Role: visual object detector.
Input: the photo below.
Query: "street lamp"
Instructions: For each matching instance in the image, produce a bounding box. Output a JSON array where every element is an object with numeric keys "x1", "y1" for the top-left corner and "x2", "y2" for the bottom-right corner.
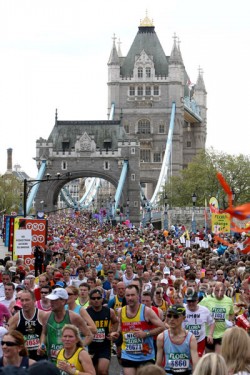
[
  {"x1": 23, "y1": 172, "x2": 71, "y2": 218},
  {"x1": 164, "y1": 194, "x2": 168, "y2": 230},
  {"x1": 126, "y1": 199, "x2": 130, "y2": 220},
  {"x1": 191, "y1": 193, "x2": 197, "y2": 233},
  {"x1": 142, "y1": 196, "x2": 147, "y2": 227}
]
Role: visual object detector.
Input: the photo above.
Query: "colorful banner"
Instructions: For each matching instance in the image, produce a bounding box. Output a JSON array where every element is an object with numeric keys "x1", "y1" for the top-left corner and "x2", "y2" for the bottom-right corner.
[
  {"x1": 209, "y1": 197, "x2": 219, "y2": 213},
  {"x1": 211, "y1": 213, "x2": 231, "y2": 234},
  {"x1": 13, "y1": 218, "x2": 47, "y2": 270}
]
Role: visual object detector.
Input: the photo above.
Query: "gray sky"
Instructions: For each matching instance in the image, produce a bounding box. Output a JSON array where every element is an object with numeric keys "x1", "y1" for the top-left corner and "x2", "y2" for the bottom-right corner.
[{"x1": 0, "y1": 0, "x2": 249, "y2": 177}]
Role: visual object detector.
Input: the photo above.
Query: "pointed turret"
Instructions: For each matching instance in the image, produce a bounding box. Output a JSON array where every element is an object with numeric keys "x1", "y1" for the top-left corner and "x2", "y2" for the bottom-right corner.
[
  {"x1": 169, "y1": 33, "x2": 183, "y2": 64},
  {"x1": 193, "y1": 67, "x2": 207, "y2": 109},
  {"x1": 108, "y1": 34, "x2": 120, "y2": 65},
  {"x1": 195, "y1": 67, "x2": 206, "y2": 91},
  {"x1": 168, "y1": 33, "x2": 185, "y2": 86},
  {"x1": 117, "y1": 38, "x2": 122, "y2": 57}
]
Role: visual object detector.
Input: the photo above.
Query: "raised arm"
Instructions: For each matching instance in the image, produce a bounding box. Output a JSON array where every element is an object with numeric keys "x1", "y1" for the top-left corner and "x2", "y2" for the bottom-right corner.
[
  {"x1": 80, "y1": 307, "x2": 97, "y2": 334},
  {"x1": 70, "y1": 311, "x2": 93, "y2": 347}
]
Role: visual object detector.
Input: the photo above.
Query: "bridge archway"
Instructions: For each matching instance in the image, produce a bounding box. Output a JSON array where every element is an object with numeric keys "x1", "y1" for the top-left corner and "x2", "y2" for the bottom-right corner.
[{"x1": 35, "y1": 120, "x2": 141, "y2": 225}]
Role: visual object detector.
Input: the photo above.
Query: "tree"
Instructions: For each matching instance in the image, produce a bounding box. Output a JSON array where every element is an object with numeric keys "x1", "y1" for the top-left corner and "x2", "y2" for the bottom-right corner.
[
  {"x1": 164, "y1": 148, "x2": 250, "y2": 209},
  {"x1": 0, "y1": 174, "x2": 23, "y2": 214}
]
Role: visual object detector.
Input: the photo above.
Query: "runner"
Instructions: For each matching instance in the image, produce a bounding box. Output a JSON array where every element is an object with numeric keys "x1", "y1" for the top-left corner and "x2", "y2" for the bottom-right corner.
[
  {"x1": 156, "y1": 304, "x2": 199, "y2": 375},
  {"x1": 111, "y1": 285, "x2": 165, "y2": 375},
  {"x1": 87, "y1": 288, "x2": 118, "y2": 375}
]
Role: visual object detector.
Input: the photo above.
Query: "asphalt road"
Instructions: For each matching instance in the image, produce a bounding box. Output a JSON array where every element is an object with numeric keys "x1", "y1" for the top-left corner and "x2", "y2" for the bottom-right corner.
[{"x1": 109, "y1": 356, "x2": 122, "y2": 375}]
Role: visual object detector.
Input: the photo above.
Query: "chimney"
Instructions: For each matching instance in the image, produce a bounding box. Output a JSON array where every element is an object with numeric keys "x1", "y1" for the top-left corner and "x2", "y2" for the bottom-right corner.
[{"x1": 7, "y1": 148, "x2": 13, "y2": 173}]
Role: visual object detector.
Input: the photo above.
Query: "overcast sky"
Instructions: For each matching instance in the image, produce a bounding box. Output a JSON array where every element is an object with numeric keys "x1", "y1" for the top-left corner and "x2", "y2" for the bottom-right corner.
[{"x1": 0, "y1": 0, "x2": 249, "y2": 177}]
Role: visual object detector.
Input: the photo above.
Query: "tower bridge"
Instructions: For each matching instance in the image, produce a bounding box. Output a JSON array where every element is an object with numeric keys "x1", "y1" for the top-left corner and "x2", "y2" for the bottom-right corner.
[{"x1": 32, "y1": 14, "x2": 207, "y2": 226}]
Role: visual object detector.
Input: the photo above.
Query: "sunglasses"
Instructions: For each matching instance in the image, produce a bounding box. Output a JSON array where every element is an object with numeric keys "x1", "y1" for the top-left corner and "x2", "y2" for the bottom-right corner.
[
  {"x1": 167, "y1": 314, "x2": 181, "y2": 319},
  {"x1": 67, "y1": 293, "x2": 74, "y2": 296},
  {"x1": 41, "y1": 291, "x2": 49, "y2": 294},
  {"x1": 217, "y1": 273, "x2": 223, "y2": 276},
  {"x1": 156, "y1": 291, "x2": 162, "y2": 295},
  {"x1": 1, "y1": 341, "x2": 17, "y2": 347},
  {"x1": 90, "y1": 296, "x2": 102, "y2": 300}
]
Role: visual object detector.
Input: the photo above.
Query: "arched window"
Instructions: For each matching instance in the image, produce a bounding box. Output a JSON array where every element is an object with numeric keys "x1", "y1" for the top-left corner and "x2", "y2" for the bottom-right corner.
[
  {"x1": 138, "y1": 119, "x2": 151, "y2": 134},
  {"x1": 145, "y1": 86, "x2": 151, "y2": 96},
  {"x1": 129, "y1": 86, "x2": 135, "y2": 96},
  {"x1": 137, "y1": 86, "x2": 143, "y2": 96},
  {"x1": 138, "y1": 67, "x2": 143, "y2": 78},
  {"x1": 154, "y1": 86, "x2": 159, "y2": 95},
  {"x1": 146, "y1": 67, "x2": 151, "y2": 78}
]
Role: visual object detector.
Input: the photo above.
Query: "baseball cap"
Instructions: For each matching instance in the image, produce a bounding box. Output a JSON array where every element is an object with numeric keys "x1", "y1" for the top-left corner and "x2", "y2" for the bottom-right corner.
[
  {"x1": 160, "y1": 279, "x2": 168, "y2": 285},
  {"x1": 46, "y1": 288, "x2": 68, "y2": 300},
  {"x1": 16, "y1": 284, "x2": 25, "y2": 290},
  {"x1": 163, "y1": 267, "x2": 170, "y2": 275},
  {"x1": 185, "y1": 290, "x2": 198, "y2": 301},
  {"x1": 14, "y1": 300, "x2": 22, "y2": 309},
  {"x1": 55, "y1": 281, "x2": 65, "y2": 288},
  {"x1": 168, "y1": 304, "x2": 186, "y2": 316}
]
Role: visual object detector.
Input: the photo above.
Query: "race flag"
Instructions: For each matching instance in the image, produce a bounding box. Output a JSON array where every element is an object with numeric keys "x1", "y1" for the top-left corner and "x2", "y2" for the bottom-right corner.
[{"x1": 186, "y1": 79, "x2": 194, "y2": 91}]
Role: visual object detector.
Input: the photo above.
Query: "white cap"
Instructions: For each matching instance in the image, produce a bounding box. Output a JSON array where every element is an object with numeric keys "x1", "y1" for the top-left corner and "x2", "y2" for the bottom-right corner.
[
  {"x1": 46, "y1": 288, "x2": 68, "y2": 300},
  {"x1": 163, "y1": 267, "x2": 170, "y2": 275},
  {"x1": 160, "y1": 279, "x2": 168, "y2": 285}
]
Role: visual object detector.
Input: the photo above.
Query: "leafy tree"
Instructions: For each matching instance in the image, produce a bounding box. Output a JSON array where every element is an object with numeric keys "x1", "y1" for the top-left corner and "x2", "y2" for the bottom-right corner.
[
  {"x1": 0, "y1": 174, "x2": 23, "y2": 214},
  {"x1": 164, "y1": 148, "x2": 250, "y2": 209}
]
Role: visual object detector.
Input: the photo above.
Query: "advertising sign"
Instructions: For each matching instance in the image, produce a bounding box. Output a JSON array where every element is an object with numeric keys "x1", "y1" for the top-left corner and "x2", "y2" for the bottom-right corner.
[{"x1": 211, "y1": 213, "x2": 231, "y2": 234}]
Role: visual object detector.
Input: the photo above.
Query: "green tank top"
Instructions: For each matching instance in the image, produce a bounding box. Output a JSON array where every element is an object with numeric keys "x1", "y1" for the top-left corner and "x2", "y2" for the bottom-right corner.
[{"x1": 47, "y1": 310, "x2": 71, "y2": 363}]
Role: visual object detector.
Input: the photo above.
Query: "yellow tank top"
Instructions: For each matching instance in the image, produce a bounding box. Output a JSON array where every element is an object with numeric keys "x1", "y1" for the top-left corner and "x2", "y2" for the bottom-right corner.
[
  {"x1": 57, "y1": 347, "x2": 84, "y2": 373},
  {"x1": 114, "y1": 296, "x2": 123, "y2": 315}
]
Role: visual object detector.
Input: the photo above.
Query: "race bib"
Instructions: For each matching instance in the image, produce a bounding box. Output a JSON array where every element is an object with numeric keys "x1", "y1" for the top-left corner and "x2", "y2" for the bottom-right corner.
[
  {"x1": 25, "y1": 334, "x2": 40, "y2": 349},
  {"x1": 168, "y1": 353, "x2": 189, "y2": 369},
  {"x1": 212, "y1": 307, "x2": 226, "y2": 321},
  {"x1": 185, "y1": 324, "x2": 201, "y2": 339},
  {"x1": 93, "y1": 328, "x2": 106, "y2": 342},
  {"x1": 124, "y1": 333, "x2": 143, "y2": 353}
]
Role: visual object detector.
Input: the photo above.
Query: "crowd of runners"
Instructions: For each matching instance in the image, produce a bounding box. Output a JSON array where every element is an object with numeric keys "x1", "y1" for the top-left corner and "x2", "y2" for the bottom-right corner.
[{"x1": 0, "y1": 210, "x2": 250, "y2": 374}]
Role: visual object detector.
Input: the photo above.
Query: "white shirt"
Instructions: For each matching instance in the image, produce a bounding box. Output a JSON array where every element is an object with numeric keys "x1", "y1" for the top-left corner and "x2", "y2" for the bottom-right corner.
[{"x1": 183, "y1": 304, "x2": 214, "y2": 342}]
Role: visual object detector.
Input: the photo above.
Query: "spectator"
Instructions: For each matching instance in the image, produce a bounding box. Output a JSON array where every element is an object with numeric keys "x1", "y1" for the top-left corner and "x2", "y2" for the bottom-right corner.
[
  {"x1": 221, "y1": 326, "x2": 250, "y2": 374},
  {"x1": 193, "y1": 353, "x2": 228, "y2": 375}
]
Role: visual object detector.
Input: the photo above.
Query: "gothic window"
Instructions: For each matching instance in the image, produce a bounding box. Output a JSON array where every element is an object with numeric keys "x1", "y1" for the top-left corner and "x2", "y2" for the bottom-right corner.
[
  {"x1": 153, "y1": 153, "x2": 161, "y2": 162},
  {"x1": 140, "y1": 149, "x2": 151, "y2": 162},
  {"x1": 61, "y1": 161, "x2": 67, "y2": 170},
  {"x1": 137, "y1": 86, "x2": 143, "y2": 96},
  {"x1": 124, "y1": 124, "x2": 130, "y2": 133},
  {"x1": 103, "y1": 161, "x2": 110, "y2": 170},
  {"x1": 145, "y1": 86, "x2": 151, "y2": 96},
  {"x1": 154, "y1": 86, "x2": 159, "y2": 95},
  {"x1": 131, "y1": 173, "x2": 135, "y2": 181},
  {"x1": 146, "y1": 67, "x2": 151, "y2": 78},
  {"x1": 129, "y1": 86, "x2": 135, "y2": 96},
  {"x1": 159, "y1": 124, "x2": 165, "y2": 133},
  {"x1": 138, "y1": 67, "x2": 143, "y2": 78},
  {"x1": 131, "y1": 147, "x2": 135, "y2": 154},
  {"x1": 138, "y1": 119, "x2": 151, "y2": 134},
  {"x1": 187, "y1": 141, "x2": 192, "y2": 148}
]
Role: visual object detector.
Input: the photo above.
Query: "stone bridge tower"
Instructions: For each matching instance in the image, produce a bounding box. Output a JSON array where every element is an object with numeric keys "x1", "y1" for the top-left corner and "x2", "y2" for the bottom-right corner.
[
  {"x1": 35, "y1": 116, "x2": 141, "y2": 224},
  {"x1": 107, "y1": 15, "x2": 207, "y2": 198}
]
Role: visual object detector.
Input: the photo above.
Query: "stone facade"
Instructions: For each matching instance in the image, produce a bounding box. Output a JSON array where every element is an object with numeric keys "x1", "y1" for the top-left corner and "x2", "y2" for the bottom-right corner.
[{"x1": 108, "y1": 16, "x2": 207, "y2": 197}]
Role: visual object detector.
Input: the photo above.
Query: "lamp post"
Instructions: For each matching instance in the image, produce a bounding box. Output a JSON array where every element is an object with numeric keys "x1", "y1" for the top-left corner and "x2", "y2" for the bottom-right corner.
[
  {"x1": 142, "y1": 196, "x2": 147, "y2": 227},
  {"x1": 164, "y1": 194, "x2": 168, "y2": 230},
  {"x1": 126, "y1": 199, "x2": 130, "y2": 220},
  {"x1": 191, "y1": 193, "x2": 197, "y2": 233},
  {"x1": 23, "y1": 172, "x2": 71, "y2": 218},
  {"x1": 18, "y1": 193, "x2": 23, "y2": 215}
]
